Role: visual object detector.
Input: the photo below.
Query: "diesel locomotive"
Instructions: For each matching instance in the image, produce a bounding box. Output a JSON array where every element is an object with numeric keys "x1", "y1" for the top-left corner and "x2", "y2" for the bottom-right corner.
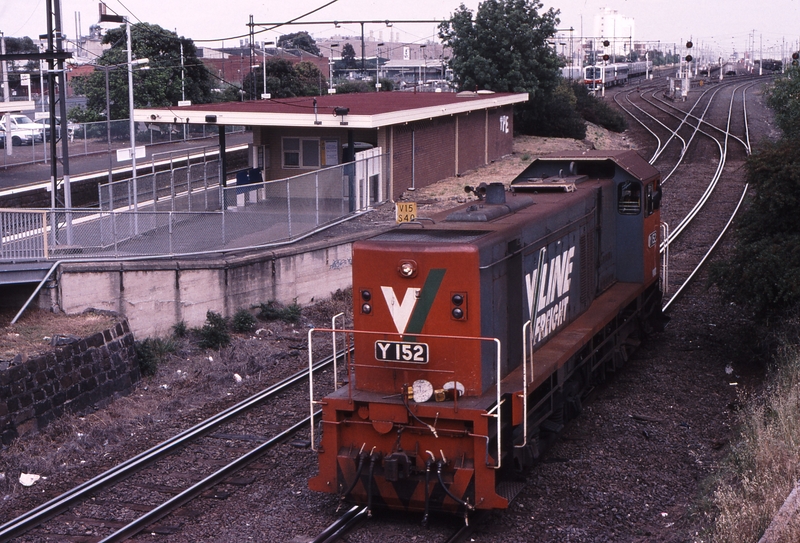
[{"x1": 308, "y1": 150, "x2": 664, "y2": 519}]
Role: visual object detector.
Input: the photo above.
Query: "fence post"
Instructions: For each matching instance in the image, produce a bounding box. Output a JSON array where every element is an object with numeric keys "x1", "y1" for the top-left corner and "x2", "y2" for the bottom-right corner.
[
  {"x1": 169, "y1": 211, "x2": 174, "y2": 255},
  {"x1": 286, "y1": 179, "x2": 292, "y2": 238},
  {"x1": 187, "y1": 150, "x2": 193, "y2": 212},
  {"x1": 170, "y1": 157, "x2": 176, "y2": 212},
  {"x1": 315, "y1": 172, "x2": 320, "y2": 227}
]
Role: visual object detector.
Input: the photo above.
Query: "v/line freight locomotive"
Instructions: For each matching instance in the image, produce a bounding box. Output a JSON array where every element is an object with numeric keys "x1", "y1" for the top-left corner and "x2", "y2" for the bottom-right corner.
[
  {"x1": 308, "y1": 150, "x2": 665, "y2": 520},
  {"x1": 583, "y1": 60, "x2": 652, "y2": 89}
]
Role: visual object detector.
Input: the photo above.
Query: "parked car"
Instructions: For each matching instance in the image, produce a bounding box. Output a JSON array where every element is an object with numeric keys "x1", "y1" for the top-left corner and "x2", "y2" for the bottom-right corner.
[
  {"x1": 33, "y1": 117, "x2": 81, "y2": 141},
  {"x1": 0, "y1": 114, "x2": 45, "y2": 146}
]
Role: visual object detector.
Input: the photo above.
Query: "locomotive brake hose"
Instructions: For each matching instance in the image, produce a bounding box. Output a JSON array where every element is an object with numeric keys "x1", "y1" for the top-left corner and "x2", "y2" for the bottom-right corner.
[
  {"x1": 422, "y1": 458, "x2": 433, "y2": 527},
  {"x1": 366, "y1": 452, "x2": 378, "y2": 518},
  {"x1": 338, "y1": 452, "x2": 367, "y2": 504},
  {"x1": 436, "y1": 461, "x2": 475, "y2": 519}
]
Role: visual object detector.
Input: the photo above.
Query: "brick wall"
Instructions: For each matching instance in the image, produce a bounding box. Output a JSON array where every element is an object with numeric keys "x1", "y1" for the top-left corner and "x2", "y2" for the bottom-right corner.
[
  {"x1": 0, "y1": 319, "x2": 139, "y2": 445},
  {"x1": 457, "y1": 111, "x2": 487, "y2": 174},
  {"x1": 390, "y1": 106, "x2": 516, "y2": 200},
  {"x1": 392, "y1": 118, "x2": 457, "y2": 200}
]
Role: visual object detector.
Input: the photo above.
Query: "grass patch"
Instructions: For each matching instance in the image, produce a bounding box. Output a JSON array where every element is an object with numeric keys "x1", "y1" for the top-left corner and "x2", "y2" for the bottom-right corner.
[{"x1": 710, "y1": 334, "x2": 800, "y2": 542}]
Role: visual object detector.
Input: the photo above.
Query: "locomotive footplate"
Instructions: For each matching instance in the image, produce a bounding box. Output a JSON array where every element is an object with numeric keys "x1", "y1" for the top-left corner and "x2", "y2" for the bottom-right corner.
[{"x1": 310, "y1": 388, "x2": 510, "y2": 513}]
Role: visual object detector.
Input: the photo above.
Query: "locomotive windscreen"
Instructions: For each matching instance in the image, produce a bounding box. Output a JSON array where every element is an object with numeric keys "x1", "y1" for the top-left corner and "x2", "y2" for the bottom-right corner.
[{"x1": 370, "y1": 230, "x2": 489, "y2": 243}]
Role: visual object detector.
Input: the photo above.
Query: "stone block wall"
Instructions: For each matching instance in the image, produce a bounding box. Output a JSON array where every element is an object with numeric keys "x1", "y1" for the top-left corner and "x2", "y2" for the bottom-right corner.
[{"x1": 0, "y1": 320, "x2": 139, "y2": 445}]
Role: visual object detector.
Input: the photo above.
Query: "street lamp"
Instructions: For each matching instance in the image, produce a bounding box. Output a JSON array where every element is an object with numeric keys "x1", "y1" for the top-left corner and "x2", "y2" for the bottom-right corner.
[
  {"x1": 420, "y1": 44, "x2": 427, "y2": 86},
  {"x1": 99, "y1": 57, "x2": 148, "y2": 187},
  {"x1": 326, "y1": 43, "x2": 339, "y2": 93},
  {"x1": 375, "y1": 42, "x2": 384, "y2": 90},
  {"x1": 261, "y1": 41, "x2": 274, "y2": 99}
]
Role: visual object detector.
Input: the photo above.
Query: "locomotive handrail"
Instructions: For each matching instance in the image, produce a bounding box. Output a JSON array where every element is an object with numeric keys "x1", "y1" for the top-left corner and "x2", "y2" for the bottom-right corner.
[
  {"x1": 308, "y1": 327, "x2": 504, "y2": 468},
  {"x1": 331, "y1": 312, "x2": 345, "y2": 390},
  {"x1": 517, "y1": 246, "x2": 546, "y2": 452}
]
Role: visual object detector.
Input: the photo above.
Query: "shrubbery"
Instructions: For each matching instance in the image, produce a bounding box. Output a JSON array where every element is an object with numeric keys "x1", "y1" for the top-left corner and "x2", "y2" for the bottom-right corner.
[
  {"x1": 571, "y1": 82, "x2": 628, "y2": 133},
  {"x1": 257, "y1": 301, "x2": 302, "y2": 323},
  {"x1": 134, "y1": 337, "x2": 176, "y2": 376},
  {"x1": 198, "y1": 310, "x2": 231, "y2": 350}
]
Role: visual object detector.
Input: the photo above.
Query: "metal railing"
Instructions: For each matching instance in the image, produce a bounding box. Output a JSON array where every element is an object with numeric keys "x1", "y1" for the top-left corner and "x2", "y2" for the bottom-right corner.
[
  {"x1": 0, "y1": 119, "x2": 246, "y2": 169},
  {"x1": 0, "y1": 152, "x2": 389, "y2": 262},
  {"x1": 0, "y1": 209, "x2": 49, "y2": 259}
]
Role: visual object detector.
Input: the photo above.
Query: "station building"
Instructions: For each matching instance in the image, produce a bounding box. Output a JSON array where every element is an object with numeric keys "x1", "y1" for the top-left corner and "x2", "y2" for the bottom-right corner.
[{"x1": 135, "y1": 91, "x2": 528, "y2": 200}]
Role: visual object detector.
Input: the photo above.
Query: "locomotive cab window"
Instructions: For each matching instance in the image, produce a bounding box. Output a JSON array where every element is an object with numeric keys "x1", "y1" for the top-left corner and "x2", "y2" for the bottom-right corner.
[
  {"x1": 645, "y1": 181, "x2": 662, "y2": 217},
  {"x1": 617, "y1": 180, "x2": 642, "y2": 215}
]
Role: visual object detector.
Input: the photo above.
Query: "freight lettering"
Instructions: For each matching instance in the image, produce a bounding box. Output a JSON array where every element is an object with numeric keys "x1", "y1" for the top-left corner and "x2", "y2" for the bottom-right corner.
[{"x1": 525, "y1": 246, "x2": 576, "y2": 344}]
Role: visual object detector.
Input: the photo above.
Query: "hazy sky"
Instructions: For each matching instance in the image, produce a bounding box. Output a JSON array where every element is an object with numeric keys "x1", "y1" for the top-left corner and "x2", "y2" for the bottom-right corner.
[{"x1": 2, "y1": 0, "x2": 798, "y2": 59}]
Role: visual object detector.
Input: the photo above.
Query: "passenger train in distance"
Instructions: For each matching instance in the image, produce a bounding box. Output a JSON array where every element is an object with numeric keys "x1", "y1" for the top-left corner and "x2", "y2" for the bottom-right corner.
[
  {"x1": 583, "y1": 60, "x2": 652, "y2": 89},
  {"x1": 308, "y1": 150, "x2": 666, "y2": 520}
]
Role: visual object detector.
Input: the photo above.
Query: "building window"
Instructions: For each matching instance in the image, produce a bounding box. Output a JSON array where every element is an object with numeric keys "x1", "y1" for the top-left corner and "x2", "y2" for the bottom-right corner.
[{"x1": 282, "y1": 137, "x2": 320, "y2": 169}]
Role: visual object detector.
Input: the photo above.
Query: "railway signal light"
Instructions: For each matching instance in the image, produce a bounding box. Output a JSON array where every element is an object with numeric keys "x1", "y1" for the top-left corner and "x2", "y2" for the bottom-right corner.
[
  {"x1": 686, "y1": 41, "x2": 693, "y2": 49},
  {"x1": 686, "y1": 55, "x2": 693, "y2": 62},
  {"x1": 793, "y1": 52, "x2": 799, "y2": 67},
  {"x1": 603, "y1": 40, "x2": 610, "y2": 47},
  {"x1": 602, "y1": 54, "x2": 609, "y2": 61}
]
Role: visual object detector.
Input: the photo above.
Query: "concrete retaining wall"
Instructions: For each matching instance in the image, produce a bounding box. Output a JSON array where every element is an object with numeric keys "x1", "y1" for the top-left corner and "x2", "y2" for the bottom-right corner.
[
  {"x1": 50, "y1": 235, "x2": 358, "y2": 338},
  {"x1": 0, "y1": 319, "x2": 139, "y2": 445}
]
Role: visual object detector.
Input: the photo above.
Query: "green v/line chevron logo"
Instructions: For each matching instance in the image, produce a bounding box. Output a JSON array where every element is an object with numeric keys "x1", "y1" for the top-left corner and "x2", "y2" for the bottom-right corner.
[{"x1": 381, "y1": 269, "x2": 446, "y2": 336}]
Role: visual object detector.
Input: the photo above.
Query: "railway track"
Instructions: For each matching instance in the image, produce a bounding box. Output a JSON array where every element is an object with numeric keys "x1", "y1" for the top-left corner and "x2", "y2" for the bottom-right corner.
[
  {"x1": 613, "y1": 75, "x2": 767, "y2": 308},
  {"x1": 0, "y1": 351, "x2": 343, "y2": 542}
]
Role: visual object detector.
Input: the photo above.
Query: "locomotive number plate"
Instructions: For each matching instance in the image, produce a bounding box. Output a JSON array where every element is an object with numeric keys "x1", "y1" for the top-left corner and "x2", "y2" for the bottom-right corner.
[{"x1": 375, "y1": 341, "x2": 429, "y2": 364}]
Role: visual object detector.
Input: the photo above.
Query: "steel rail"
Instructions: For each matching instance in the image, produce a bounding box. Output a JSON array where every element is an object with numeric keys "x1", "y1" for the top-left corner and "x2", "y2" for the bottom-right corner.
[
  {"x1": 0, "y1": 350, "x2": 346, "y2": 542},
  {"x1": 663, "y1": 184, "x2": 749, "y2": 312},
  {"x1": 310, "y1": 505, "x2": 369, "y2": 543},
  {"x1": 99, "y1": 411, "x2": 323, "y2": 542}
]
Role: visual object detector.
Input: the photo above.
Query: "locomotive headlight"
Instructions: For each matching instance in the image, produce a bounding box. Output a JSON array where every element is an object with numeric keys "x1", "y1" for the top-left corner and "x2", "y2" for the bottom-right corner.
[
  {"x1": 451, "y1": 294, "x2": 464, "y2": 306},
  {"x1": 361, "y1": 303, "x2": 372, "y2": 314},
  {"x1": 360, "y1": 289, "x2": 371, "y2": 301},
  {"x1": 452, "y1": 307, "x2": 464, "y2": 319},
  {"x1": 398, "y1": 260, "x2": 417, "y2": 278}
]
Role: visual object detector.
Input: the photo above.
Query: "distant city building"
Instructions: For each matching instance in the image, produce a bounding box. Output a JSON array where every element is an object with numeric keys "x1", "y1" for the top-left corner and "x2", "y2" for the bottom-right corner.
[{"x1": 593, "y1": 7, "x2": 635, "y2": 59}]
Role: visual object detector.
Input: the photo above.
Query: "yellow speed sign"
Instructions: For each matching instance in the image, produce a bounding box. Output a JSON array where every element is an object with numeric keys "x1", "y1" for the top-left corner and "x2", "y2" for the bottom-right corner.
[{"x1": 395, "y1": 202, "x2": 417, "y2": 223}]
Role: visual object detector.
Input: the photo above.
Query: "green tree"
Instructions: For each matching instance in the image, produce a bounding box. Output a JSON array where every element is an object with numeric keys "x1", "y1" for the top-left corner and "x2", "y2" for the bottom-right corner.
[
  {"x1": 242, "y1": 58, "x2": 325, "y2": 99},
  {"x1": 341, "y1": 43, "x2": 357, "y2": 69},
  {"x1": 709, "y1": 66, "x2": 800, "y2": 318},
  {"x1": 277, "y1": 32, "x2": 320, "y2": 55},
  {"x1": 766, "y1": 66, "x2": 800, "y2": 140},
  {"x1": 439, "y1": 0, "x2": 584, "y2": 137},
  {"x1": 71, "y1": 23, "x2": 214, "y2": 121}
]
